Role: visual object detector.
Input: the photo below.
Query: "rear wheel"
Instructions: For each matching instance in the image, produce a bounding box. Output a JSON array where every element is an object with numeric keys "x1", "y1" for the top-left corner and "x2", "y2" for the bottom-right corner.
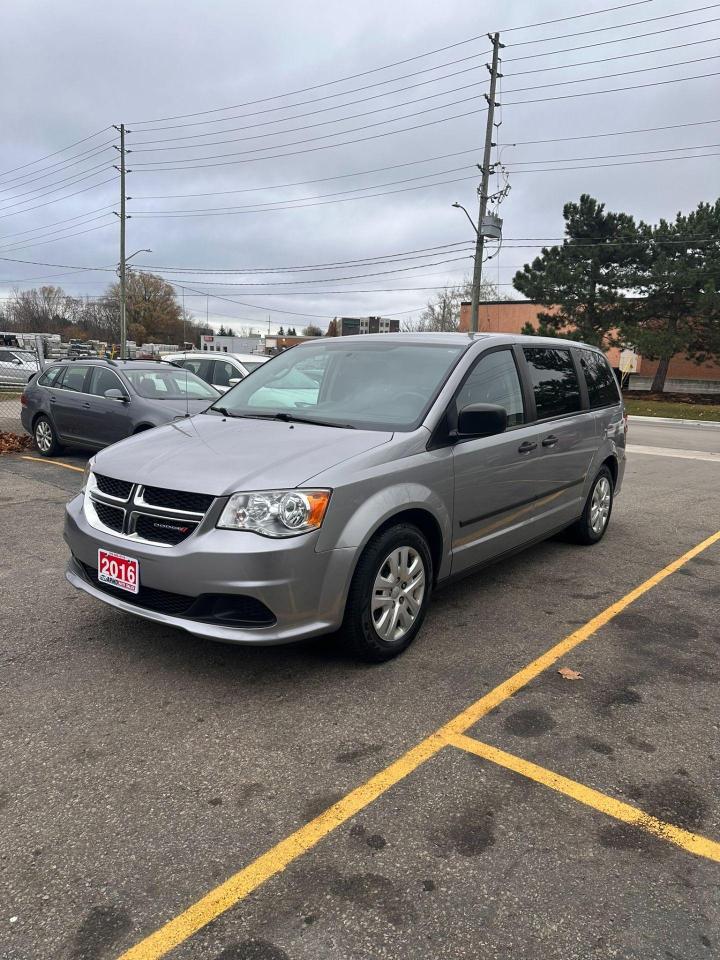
[
  {"x1": 341, "y1": 523, "x2": 432, "y2": 662},
  {"x1": 568, "y1": 466, "x2": 614, "y2": 544},
  {"x1": 34, "y1": 416, "x2": 62, "y2": 457}
]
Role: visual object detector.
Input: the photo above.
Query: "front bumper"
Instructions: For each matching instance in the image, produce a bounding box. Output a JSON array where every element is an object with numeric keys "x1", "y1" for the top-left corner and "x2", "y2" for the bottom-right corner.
[{"x1": 64, "y1": 494, "x2": 356, "y2": 644}]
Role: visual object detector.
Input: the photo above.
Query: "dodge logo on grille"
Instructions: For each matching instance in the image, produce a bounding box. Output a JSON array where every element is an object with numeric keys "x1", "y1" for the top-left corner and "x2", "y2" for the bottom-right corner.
[{"x1": 152, "y1": 521, "x2": 190, "y2": 533}]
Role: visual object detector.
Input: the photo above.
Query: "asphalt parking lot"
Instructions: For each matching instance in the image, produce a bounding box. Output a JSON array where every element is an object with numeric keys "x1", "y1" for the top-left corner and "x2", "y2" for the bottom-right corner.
[{"x1": 1, "y1": 419, "x2": 719, "y2": 960}]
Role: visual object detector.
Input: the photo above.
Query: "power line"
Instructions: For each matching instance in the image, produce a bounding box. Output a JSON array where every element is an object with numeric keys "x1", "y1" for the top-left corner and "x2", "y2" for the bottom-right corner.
[
  {"x1": 149, "y1": 255, "x2": 474, "y2": 287},
  {"x1": 129, "y1": 55, "x2": 720, "y2": 161},
  {"x1": 130, "y1": 38, "x2": 720, "y2": 146},
  {"x1": 0, "y1": 255, "x2": 115, "y2": 271},
  {"x1": 128, "y1": 1, "x2": 705, "y2": 126},
  {"x1": 508, "y1": 35, "x2": 720, "y2": 75},
  {"x1": 504, "y1": 13, "x2": 720, "y2": 62},
  {"x1": 131, "y1": 151, "x2": 720, "y2": 220},
  {"x1": 132, "y1": 144, "x2": 718, "y2": 218},
  {"x1": 0, "y1": 126, "x2": 113, "y2": 179},
  {"x1": 508, "y1": 2, "x2": 720, "y2": 47},
  {"x1": 0, "y1": 220, "x2": 117, "y2": 255},
  {"x1": 143, "y1": 241, "x2": 473, "y2": 274},
  {"x1": 0, "y1": 142, "x2": 117, "y2": 191},
  {"x1": 501, "y1": 0, "x2": 653, "y2": 33},
  {"x1": 506, "y1": 150, "x2": 720, "y2": 172},
  {"x1": 509, "y1": 117, "x2": 720, "y2": 145},
  {"x1": 133, "y1": 149, "x2": 482, "y2": 200},
  {"x1": 0, "y1": 177, "x2": 117, "y2": 221},
  {"x1": 130, "y1": 71, "x2": 720, "y2": 172},
  {"x1": 131, "y1": 117, "x2": 720, "y2": 202},
  {"x1": 0, "y1": 205, "x2": 116, "y2": 241},
  {"x1": 0, "y1": 165, "x2": 115, "y2": 212}
]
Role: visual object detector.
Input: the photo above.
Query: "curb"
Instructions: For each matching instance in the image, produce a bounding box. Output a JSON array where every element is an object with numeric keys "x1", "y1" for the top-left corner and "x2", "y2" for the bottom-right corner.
[{"x1": 628, "y1": 414, "x2": 720, "y2": 428}]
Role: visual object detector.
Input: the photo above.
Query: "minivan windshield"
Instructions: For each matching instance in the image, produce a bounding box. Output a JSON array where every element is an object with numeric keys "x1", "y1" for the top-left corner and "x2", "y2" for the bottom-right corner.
[
  {"x1": 209, "y1": 340, "x2": 466, "y2": 431},
  {"x1": 124, "y1": 367, "x2": 218, "y2": 400}
]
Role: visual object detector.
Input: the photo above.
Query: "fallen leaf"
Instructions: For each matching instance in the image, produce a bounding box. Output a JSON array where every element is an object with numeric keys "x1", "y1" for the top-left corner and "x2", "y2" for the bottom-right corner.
[{"x1": 558, "y1": 667, "x2": 583, "y2": 681}]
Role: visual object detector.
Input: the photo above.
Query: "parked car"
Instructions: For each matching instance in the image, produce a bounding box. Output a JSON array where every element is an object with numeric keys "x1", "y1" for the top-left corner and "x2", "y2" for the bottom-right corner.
[
  {"x1": 162, "y1": 351, "x2": 269, "y2": 392},
  {"x1": 21, "y1": 359, "x2": 220, "y2": 455},
  {"x1": 0, "y1": 348, "x2": 39, "y2": 388},
  {"x1": 64, "y1": 333, "x2": 626, "y2": 661}
]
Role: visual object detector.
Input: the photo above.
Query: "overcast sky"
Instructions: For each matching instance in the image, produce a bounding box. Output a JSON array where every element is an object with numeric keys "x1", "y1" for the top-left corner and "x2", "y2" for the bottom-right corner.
[{"x1": 1, "y1": 0, "x2": 718, "y2": 333}]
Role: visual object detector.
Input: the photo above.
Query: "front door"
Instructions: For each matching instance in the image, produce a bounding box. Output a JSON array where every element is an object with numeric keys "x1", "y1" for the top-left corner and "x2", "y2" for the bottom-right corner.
[
  {"x1": 451, "y1": 347, "x2": 544, "y2": 574},
  {"x1": 83, "y1": 366, "x2": 133, "y2": 446}
]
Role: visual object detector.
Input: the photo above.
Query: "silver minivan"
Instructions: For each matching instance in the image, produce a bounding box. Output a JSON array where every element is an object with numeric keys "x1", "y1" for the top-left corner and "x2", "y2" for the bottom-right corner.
[{"x1": 64, "y1": 333, "x2": 626, "y2": 661}]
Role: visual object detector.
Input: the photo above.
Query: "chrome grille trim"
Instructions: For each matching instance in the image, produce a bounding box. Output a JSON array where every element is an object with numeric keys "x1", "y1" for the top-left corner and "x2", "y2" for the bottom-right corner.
[{"x1": 83, "y1": 473, "x2": 214, "y2": 547}]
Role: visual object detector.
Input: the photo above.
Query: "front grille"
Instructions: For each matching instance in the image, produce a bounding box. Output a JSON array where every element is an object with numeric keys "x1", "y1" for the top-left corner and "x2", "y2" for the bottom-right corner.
[
  {"x1": 94, "y1": 474, "x2": 133, "y2": 500},
  {"x1": 80, "y1": 563, "x2": 275, "y2": 626},
  {"x1": 134, "y1": 513, "x2": 197, "y2": 546},
  {"x1": 140, "y1": 485, "x2": 214, "y2": 514},
  {"x1": 93, "y1": 500, "x2": 125, "y2": 532}
]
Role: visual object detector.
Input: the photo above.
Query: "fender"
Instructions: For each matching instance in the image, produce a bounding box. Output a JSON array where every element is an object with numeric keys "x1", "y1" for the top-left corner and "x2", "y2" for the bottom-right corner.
[{"x1": 315, "y1": 475, "x2": 454, "y2": 581}]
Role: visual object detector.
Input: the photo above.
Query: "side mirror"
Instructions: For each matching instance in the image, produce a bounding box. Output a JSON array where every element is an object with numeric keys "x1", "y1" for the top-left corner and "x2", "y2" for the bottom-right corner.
[
  {"x1": 13, "y1": 358, "x2": 22, "y2": 365},
  {"x1": 228, "y1": 377, "x2": 242, "y2": 387},
  {"x1": 457, "y1": 402, "x2": 507, "y2": 438},
  {"x1": 105, "y1": 388, "x2": 129, "y2": 402}
]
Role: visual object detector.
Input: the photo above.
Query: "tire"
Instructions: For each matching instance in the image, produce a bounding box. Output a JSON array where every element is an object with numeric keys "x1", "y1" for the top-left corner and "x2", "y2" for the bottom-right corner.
[
  {"x1": 568, "y1": 466, "x2": 614, "y2": 545},
  {"x1": 341, "y1": 523, "x2": 433, "y2": 662},
  {"x1": 33, "y1": 415, "x2": 63, "y2": 457}
]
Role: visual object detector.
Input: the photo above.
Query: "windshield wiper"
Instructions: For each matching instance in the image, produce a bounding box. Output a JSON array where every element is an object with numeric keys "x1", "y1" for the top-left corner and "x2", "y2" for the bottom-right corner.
[
  {"x1": 242, "y1": 411, "x2": 355, "y2": 429},
  {"x1": 210, "y1": 405, "x2": 241, "y2": 418}
]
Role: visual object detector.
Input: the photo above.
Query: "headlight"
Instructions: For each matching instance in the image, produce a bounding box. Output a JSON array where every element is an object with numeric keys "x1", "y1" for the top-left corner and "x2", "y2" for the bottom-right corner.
[
  {"x1": 217, "y1": 489, "x2": 331, "y2": 537},
  {"x1": 81, "y1": 457, "x2": 95, "y2": 492}
]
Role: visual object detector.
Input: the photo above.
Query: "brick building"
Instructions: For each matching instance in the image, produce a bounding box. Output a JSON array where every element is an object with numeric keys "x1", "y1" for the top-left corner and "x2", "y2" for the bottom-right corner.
[{"x1": 459, "y1": 301, "x2": 720, "y2": 394}]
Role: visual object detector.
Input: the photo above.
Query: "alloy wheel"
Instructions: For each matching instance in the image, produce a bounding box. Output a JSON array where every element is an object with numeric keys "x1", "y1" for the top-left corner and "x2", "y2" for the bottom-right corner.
[
  {"x1": 35, "y1": 420, "x2": 52, "y2": 453},
  {"x1": 371, "y1": 546, "x2": 426, "y2": 643},
  {"x1": 590, "y1": 476, "x2": 612, "y2": 535}
]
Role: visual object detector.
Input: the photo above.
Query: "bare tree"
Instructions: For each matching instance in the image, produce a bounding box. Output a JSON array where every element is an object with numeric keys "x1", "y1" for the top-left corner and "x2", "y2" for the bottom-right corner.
[{"x1": 402, "y1": 278, "x2": 501, "y2": 332}]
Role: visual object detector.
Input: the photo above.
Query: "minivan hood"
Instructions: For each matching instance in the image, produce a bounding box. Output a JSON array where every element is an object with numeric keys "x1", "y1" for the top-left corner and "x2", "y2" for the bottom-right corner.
[{"x1": 92, "y1": 413, "x2": 392, "y2": 495}]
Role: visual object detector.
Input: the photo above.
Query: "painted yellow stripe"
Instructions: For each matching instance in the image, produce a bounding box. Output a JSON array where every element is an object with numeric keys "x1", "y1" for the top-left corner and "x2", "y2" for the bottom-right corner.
[
  {"x1": 441, "y1": 527, "x2": 720, "y2": 737},
  {"x1": 20, "y1": 455, "x2": 84, "y2": 473},
  {"x1": 118, "y1": 734, "x2": 447, "y2": 960},
  {"x1": 447, "y1": 732, "x2": 720, "y2": 862},
  {"x1": 118, "y1": 528, "x2": 720, "y2": 960}
]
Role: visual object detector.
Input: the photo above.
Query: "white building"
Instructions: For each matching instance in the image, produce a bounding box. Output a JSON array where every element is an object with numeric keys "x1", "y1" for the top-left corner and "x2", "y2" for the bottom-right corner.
[{"x1": 200, "y1": 334, "x2": 263, "y2": 354}]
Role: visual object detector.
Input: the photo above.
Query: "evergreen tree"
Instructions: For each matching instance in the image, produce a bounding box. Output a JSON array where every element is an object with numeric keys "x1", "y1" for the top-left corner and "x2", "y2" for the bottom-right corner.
[
  {"x1": 617, "y1": 200, "x2": 720, "y2": 392},
  {"x1": 513, "y1": 194, "x2": 639, "y2": 346}
]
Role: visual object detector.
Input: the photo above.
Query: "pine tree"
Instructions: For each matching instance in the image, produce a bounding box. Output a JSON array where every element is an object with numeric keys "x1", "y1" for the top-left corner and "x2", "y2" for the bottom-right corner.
[
  {"x1": 513, "y1": 194, "x2": 639, "y2": 346},
  {"x1": 617, "y1": 200, "x2": 720, "y2": 392}
]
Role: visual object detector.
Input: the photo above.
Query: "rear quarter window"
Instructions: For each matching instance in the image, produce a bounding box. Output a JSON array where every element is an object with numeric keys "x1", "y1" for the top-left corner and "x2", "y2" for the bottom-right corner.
[
  {"x1": 37, "y1": 365, "x2": 65, "y2": 387},
  {"x1": 580, "y1": 349, "x2": 621, "y2": 408}
]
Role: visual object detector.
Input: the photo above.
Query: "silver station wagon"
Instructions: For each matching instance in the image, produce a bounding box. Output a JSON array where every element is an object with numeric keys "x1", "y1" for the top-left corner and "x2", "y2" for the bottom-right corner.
[{"x1": 64, "y1": 333, "x2": 626, "y2": 661}]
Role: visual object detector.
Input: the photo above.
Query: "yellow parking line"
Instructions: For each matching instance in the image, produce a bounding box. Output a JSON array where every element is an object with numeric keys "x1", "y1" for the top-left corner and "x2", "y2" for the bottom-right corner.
[
  {"x1": 19, "y1": 455, "x2": 84, "y2": 473},
  {"x1": 118, "y1": 528, "x2": 720, "y2": 960},
  {"x1": 447, "y1": 732, "x2": 720, "y2": 862}
]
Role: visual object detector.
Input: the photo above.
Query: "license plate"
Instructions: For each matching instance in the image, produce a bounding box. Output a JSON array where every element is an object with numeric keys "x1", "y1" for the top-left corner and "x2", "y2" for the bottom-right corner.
[{"x1": 97, "y1": 549, "x2": 139, "y2": 594}]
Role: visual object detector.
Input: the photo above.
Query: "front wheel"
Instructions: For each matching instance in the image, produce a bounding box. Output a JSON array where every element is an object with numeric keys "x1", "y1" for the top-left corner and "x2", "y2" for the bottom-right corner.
[
  {"x1": 341, "y1": 523, "x2": 433, "y2": 662},
  {"x1": 34, "y1": 416, "x2": 63, "y2": 457},
  {"x1": 568, "y1": 466, "x2": 614, "y2": 545}
]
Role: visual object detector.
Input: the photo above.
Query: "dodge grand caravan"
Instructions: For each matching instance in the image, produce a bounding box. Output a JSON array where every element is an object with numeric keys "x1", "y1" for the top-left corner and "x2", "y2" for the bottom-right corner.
[{"x1": 64, "y1": 333, "x2": 626, "y2": 661}]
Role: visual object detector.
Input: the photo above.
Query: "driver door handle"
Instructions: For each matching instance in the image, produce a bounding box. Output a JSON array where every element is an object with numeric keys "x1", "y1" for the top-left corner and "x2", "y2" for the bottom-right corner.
[
  {"x1": 518, "y1": 440, "x2": 537, "y2": 454},
  {"x1": 542, "y1": 435, "x2": 559, "y2": 448},
  {"x1": 82, "y1": 401, "x2": 91, "y2": 408}
]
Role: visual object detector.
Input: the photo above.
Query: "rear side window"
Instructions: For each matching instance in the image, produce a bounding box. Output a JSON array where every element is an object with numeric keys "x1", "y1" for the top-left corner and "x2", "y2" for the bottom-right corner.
[
  {"x1": 456, "y1": 349, "x2": 525, "y2": 426},
  {"x1": 523, "y1": 348, "x2": 582, "y2": 420},
  {"x1": 60, "y1": 364, "x2": 91, "y2": 392},
  {"x1": 580, "y1": 349, "x2": 620, "y2": 408},
  {"x1": 37, "y1": 365, "x2": 64, "y2": 387}
]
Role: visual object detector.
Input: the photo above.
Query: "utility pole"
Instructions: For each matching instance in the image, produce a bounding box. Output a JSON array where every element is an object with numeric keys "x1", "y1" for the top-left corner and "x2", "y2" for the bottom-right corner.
[
  {"x1": 113, "y1": 124, "x2": 129, "y2": 358},
  {"x1": 469, "y1": 32, "x2": 503, "y2": 334}
]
